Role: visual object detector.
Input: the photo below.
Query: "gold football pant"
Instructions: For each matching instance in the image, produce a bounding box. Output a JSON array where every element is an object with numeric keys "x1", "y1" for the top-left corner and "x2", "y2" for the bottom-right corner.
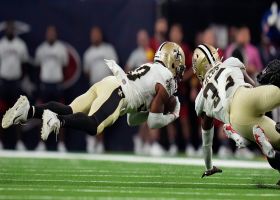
[
  {"x1": 230, "y1": 85, "x2": 280, "y2": 150},
  {"x1": 69, "y1": 76, "x2": 126, "y2": 134}
]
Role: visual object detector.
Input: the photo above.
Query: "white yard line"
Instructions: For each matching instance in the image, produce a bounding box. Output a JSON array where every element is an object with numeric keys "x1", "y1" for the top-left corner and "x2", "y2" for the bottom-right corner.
[
  {"x1": 0, "y1": 150, "x2": 270, "y2": 169},
  {"x1": 0, "y1": 187, "x2": 279, "y2": 197},
  {"x1": 0, "y1": 172, "x2": 271, "y2": 180},
  {"x1": 0, "y1": 178, "x2": 277, "y2": 187}
]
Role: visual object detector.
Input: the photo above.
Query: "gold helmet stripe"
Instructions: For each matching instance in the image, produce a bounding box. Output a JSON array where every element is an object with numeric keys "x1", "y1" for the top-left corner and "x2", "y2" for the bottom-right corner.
[{"x1": 198, "y1": 44, "x2": 215, "y2": 67}]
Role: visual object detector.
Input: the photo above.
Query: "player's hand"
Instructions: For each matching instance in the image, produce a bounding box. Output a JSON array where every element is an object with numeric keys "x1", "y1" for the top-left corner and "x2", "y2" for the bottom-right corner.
[
  {"x1": 201, "y1": 166, "x2": 222, "y2": 178},
  {"x1": 173, "y1": 96, "x2": 180, "y2": 119}
]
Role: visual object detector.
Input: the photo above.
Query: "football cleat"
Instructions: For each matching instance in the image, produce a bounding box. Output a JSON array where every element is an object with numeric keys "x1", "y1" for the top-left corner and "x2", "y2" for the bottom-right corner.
[
  {"x1": 223, "y1": 124, "x2": 247, "y2": 149},
  {"x1": 253, "y1": 125, "x2": 275, "y2": 158},
  {"x1": 41, "y1": 109, "x2": 60, "y2": 141},
  {"x1": 201, "y1": 166, "x2": 222, "y2": 178},
  {"x1": 2, "y1": 95, "x2": 30, "y2": 129}
]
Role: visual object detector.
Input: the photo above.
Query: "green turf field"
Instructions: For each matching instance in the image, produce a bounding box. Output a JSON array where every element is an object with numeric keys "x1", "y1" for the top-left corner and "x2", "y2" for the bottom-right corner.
[{"x1": 0, "y1": 154, "x2": 279, "y2": 200}]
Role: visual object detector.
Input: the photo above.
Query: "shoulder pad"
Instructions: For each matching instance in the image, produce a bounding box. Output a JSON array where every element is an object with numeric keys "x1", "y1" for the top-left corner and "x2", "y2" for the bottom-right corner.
[{"x1": 224, "y1": 57, "x2": 245, "y2": 70}]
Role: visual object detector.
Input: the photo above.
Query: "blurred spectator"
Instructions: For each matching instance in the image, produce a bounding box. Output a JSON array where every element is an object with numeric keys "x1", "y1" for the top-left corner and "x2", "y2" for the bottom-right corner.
[
  {"x1": 35, "y1": 25, "x2": 68, "y2": 150},
  {"x1": 261, "y1": 2, "x2": 280, "y2": 46},
  {"x1": 169, "y1": 24, "x2": 194, "y2": 156},
  {"x1": 222, "y1": 26, "x2": 257, "y2": 158},
  {"x1": 0, "y1": 20, "x2": 29, "y2": 149},
  {"x1": 202, "y1": 27, "x2": 216, "y2": 47},
  {"x1": 83, "y1": 26, "x2": 118, "y2": 153},
  {"x1": 83, "y1": 26, "x2": 118, "y2": 85},
  {"x1": 125, "y1": 29, "x2": 157, "y2": 155},
  {"x1": 202, "y1": 26, "x2": 226, "y2": 57},
  {"x1": 125, "y1": 29, "x2": 154, "y2": 72},
  {"x1": 125, "y1": 29, "x2": 165, "y2": 156},
  {"x1": 225, "y1": 26, "x2": 263, "y2": 78},
  {"x1": 259, "y1": 33, "x2": 280, "y2": 65},
  {"x1": 150, "y1": 18, "x2": 168, "y2": 52},
  {"x1": 228, "y1": 26, "x2": 238, "y2": 44}
]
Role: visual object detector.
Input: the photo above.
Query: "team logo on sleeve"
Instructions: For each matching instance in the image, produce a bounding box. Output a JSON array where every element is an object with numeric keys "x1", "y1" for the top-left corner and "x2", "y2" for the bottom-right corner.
[{"x1": 166, "y1": 78, "x2": 173, "y2": 94}]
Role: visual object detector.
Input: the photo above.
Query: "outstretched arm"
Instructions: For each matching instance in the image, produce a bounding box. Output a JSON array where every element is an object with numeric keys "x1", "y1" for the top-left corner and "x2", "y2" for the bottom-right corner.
[
  {"x1": 201, "y1": 112, "x2": 214, "y2": 170},
  {"x1": 200, "y1": 112, "x2": 222, "y2": 177},
  {"x1": 242, "y1": 69, "x2": 256, "y2": 87}
]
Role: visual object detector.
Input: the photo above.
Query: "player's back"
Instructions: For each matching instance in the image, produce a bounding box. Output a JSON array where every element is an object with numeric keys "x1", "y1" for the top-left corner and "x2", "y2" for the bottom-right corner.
[{"x1": 195, "y1": 57, "x2": 252, "y2": 123}]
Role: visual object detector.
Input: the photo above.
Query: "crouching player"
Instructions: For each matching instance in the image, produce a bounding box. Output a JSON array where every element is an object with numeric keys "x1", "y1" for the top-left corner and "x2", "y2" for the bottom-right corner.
[
  {"x1": 2, "y1": 42, "x2": 185, "y2": 141},
  {"x1": 192, "y1": 44, "x2": 280, "y2": 181}
]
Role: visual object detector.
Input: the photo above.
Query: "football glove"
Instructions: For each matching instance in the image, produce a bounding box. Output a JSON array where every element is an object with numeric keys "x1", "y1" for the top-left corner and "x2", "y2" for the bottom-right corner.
[
  {"x1": 257, "y1": 59, "x2": 280, "y2": 87},
  {"x1": 201, "y1": 166, "x2": 222, "y2": 178}
]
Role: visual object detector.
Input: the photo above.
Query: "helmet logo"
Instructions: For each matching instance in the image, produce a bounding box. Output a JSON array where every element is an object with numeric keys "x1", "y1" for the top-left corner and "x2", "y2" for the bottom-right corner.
[{"x1": 173, "y1": 48, "x2": 182, "y2": 60}]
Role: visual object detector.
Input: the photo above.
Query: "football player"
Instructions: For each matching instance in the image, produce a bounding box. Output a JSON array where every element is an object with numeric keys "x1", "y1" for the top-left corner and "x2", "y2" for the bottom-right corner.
[
  {"x1": 192, "y1": 44, "x2": 280, "y2": 178},
  {"x1": 2, "y1": 42, "x2": 185, "y2": 141}
]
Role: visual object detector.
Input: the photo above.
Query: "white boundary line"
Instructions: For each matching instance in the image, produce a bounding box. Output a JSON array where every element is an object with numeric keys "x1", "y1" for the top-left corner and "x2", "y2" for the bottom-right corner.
[{"x1": 0, "y1": 150, "x2": 271, "y2": 169}]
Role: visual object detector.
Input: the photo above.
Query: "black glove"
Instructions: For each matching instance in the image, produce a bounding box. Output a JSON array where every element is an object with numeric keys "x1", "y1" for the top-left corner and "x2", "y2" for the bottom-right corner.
[
  {"x1": 257, "y1": 59, "x2": 280, "y2": 87},
  {"x1": 201, "y1": 166, "x2": 222, "y2": 178},
  {"x1": 276, "y1": 122, "x2": 280, "y2": 133}
]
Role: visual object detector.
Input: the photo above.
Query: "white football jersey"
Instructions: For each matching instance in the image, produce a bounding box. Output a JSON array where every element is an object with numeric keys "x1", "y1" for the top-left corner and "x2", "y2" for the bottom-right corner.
[
  {"x1": 0, "y1": 37, "x2": 29, "y2": 80},
  {"x1": 35, "y1": 41, "x2": 68, "y2": 83},
  {"x1": 195, "y1": 57, "x2": 252, "y2": 123},
  {"x1": 83, "y1": 43, "x2": 118, "y2": 84},
  {"x1": 105, "y1": 60, "x2": 177, "y2": 112}
]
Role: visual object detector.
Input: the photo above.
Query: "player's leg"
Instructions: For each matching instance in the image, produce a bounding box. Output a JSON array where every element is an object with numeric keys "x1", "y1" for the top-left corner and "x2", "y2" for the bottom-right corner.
[
  {"x1": 252, "y1": 125, "x2": 280, "y2": 172},
  {"x1": 253, "y1": 85, "x2": 280, "y2": 115},
  {"x1": 41, "y1": 76, "x2": 126, "y2": 139},
  {"x1": 54, "y1": 94, "x2": 125, "y2": 137},
  {"x1": 256, "y1": 116, "x2": 280, "y2": 150},
  {"x1": 223, "y1": 124, "x2": 250, "y2": 148},
  {"x1": 87, "y1": 76, "x2": 126, "y2": 134},
  {"x1": 33, "y1": 85, "x2": 97, "y2": 119},
  {"x1": 230, "y1": 86, "x2": 280, "y2": 140},
  {"x1": 231, "y1": 85, "x2": 280, "y2": 121},
  {"x1": 1, "y1": 83, "x2": 97, "y2": 129}
]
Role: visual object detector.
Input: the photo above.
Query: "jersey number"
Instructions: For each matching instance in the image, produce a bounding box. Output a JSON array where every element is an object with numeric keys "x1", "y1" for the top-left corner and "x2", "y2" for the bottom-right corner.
[
  {"x1": 127, "y1": 65, "x2": 150, "y2": 81},
  {"x1": 203, "y1": 69, "x2": 235, "y2": 108}
]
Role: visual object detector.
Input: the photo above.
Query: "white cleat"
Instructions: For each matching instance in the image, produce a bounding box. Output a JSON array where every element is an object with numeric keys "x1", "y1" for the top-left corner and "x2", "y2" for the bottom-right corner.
[
  {"x1": 185, "y1": 145, "x2": 196, "y2": 157},
  {"x1": 253, "y1": 125, "x2": 275, "y2": 158},
  {"x1": 223, "y1": 124, "x2": 248, "y2": 149},
  {"x1": 2, "y1": 95, "x2": 30, "y2": 129},
  {"x1": 150, "y1": 142, "x2": 165, "y2": 157},
  {"x1": 218, "y1": 146, "x2": 233, "y2": 159},
  {"x1": 41, "y1": 109, "x2": 60, "y2": 141},
  {"x1": 168, "y1": 144, "x2": 178, "y2": 156}
]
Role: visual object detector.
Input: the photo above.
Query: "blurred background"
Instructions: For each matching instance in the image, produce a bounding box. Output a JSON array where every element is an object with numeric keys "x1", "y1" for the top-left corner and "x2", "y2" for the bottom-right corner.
[{"x1": 0, "y1": 0, "x2": 280, "y2": 159}]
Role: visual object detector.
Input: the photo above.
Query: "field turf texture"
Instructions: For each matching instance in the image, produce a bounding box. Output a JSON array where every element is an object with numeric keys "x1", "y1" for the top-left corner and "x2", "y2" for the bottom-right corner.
[{"x1": 0, "y1": 152, "x2": 279, "y2": 200}]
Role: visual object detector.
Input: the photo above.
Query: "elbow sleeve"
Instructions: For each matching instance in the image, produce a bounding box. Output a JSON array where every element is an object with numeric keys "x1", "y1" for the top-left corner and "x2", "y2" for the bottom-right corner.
[
  {"x1": 127, "y1": 112, "x2": 148, "y2": 126},
  {"x1": 147, "y1": 112, "x2": 175, "y2": 129}
]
